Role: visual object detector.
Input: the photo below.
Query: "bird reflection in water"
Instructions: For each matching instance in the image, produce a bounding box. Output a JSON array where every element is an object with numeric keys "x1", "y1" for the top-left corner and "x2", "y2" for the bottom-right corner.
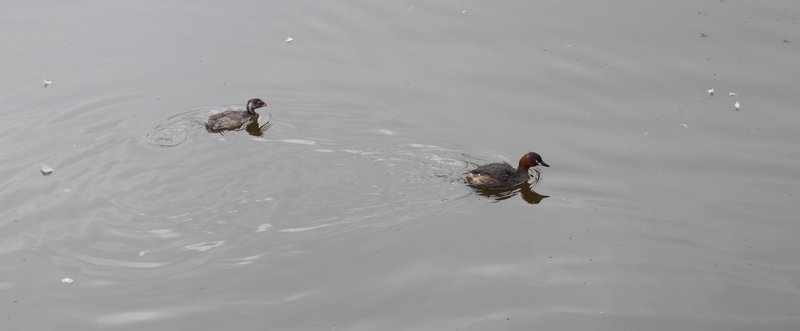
[
  {"x1": 471, "y1": 169, "x2": 549, "y2": 204},
  {"x1": 244, "y1": 118, "x2": 272, "y2": 136}
]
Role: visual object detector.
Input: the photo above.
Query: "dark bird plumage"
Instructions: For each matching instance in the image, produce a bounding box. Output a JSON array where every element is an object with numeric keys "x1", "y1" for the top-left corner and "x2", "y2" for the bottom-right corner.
[{"x1": 466, "y1": 152, "x2": 549, "y2": 190}]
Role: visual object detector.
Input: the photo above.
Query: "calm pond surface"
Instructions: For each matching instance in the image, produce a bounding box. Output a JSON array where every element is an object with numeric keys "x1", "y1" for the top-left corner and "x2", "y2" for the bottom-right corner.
[{"x1": 2, "y1": 1, "x2": 800, "y2": 330}]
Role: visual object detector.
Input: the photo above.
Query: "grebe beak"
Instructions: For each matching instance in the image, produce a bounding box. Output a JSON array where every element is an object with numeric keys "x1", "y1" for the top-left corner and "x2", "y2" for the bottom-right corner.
[{"x1": 540, "y1": 160, "x2": 550, "y2": 167}]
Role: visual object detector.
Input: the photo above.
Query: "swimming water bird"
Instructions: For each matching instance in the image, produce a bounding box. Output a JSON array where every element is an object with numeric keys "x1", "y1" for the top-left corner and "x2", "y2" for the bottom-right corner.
[
  {"x1": 206, "y1": 98, "x2": 267, "y2": 132},
  {"x1": 466, "y1": 152, "x2": 549, "y2": 190}
]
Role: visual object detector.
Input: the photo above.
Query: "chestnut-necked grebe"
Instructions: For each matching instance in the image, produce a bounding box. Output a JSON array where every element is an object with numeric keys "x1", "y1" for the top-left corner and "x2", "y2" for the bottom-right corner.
[
  {"x1": 205, "y1": 98, "x2": 267, "y2": 132},
  {"x1": 466, "y1": 152, "x2": 549, "y2": 190}
]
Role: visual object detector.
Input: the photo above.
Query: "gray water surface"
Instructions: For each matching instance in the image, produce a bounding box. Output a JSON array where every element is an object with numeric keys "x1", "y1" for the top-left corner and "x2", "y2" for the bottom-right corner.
[{"x1": 2, "y1": 1, "x2": 800, "y2": 330}]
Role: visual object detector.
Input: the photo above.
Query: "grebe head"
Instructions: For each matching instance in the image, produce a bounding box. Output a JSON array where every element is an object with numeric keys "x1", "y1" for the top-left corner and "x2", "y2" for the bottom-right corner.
[
  {"x1": 246, "y1": 98, "x2": 268, "y2": 115},
  {"x1": 518, "y1": 152, "x2": 549, "y2": 171}
]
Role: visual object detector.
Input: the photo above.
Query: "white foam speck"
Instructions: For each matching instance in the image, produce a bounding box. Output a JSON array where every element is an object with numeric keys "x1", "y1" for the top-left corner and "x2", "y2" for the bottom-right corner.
[
  {"x1": 315, "y1": 149, "x2": 334, "y2": 153},
  {"x1": 375, "y1": 129, "x2": 397, "y2": 135},
  {"x1": 341, "y1": 149, "x2": 374, "y2": 155},
  {"x1": 279, "y1": 224, "x2": 333, "y2": 233},
  {"x1": 149, "y1": 229, "x2": 181, "y2": 239},
  {"x1": 61, "y1": 277, "x2": 74, "y2": 284},
  {"x1": 184, "y1": 241, "x2": 224, "y2": 252},
  {"x1": 281, "y1": 139, "x2": 316, "y2": 145}
]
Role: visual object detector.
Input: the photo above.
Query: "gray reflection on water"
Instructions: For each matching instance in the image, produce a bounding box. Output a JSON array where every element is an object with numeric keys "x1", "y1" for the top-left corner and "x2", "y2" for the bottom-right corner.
[{"x1": 473, "y1": 182, "x2": 550, "y2": 205}]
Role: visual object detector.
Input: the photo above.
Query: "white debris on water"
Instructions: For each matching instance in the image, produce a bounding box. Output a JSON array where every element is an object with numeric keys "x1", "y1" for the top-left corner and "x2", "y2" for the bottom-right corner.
[
  {"x1": 728, "y1": 92, "x2": 737, "y2": 96},
  {"x1": 461, "y1": 10, "x2": 468, "y2": 14},
  {"x1": 680, "y1": 123, "x2": 689, "y2": 129},
  {"x1": 257, "y1": 224, "x2": 272, "y2": 232},
  {"x1": 40, "y1": 165, "x2": 54, "y2": 176},
  {"x1": 706, "y1": 88, "x2": 715, "y2": 95},
  {"x1": 734, "y1": 101, "x2": 741, "y2": 110},
  {"x1": 43, "y1": 78, "x2": 52, "y2": 88},
  {"x1": 285, "y1": 37, "x2": 293, "y2": 43},
  {"x1": 61, "y1": 277, "x2": 74, "y2": 284},
  {"x1": 138, "y1": 250, "x2": 149, "y2": 257}
]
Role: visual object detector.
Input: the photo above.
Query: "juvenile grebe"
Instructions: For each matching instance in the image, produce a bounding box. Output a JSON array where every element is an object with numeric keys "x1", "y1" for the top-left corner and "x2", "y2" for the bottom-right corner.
[
  {"x1": 466, "y1": 152, "x2": 549, "y2": 190},
  {"x1": 205, "y1": 98, "x2": 267, "y2": 132}
]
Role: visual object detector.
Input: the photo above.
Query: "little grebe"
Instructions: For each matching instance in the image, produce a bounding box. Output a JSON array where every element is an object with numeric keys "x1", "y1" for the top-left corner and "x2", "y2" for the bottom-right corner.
[
  {"x1": 466, "y1": 152, "x2": 549, "y2": 190},
  {"x1": 206, "y1": 98, "x2": 267, "y2": 132}
]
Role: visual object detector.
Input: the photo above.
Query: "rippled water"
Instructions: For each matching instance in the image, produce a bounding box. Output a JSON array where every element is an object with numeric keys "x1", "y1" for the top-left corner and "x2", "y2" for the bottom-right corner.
[{"x1": 2, "y1": 0, "x2": 800, "y2": 330}]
